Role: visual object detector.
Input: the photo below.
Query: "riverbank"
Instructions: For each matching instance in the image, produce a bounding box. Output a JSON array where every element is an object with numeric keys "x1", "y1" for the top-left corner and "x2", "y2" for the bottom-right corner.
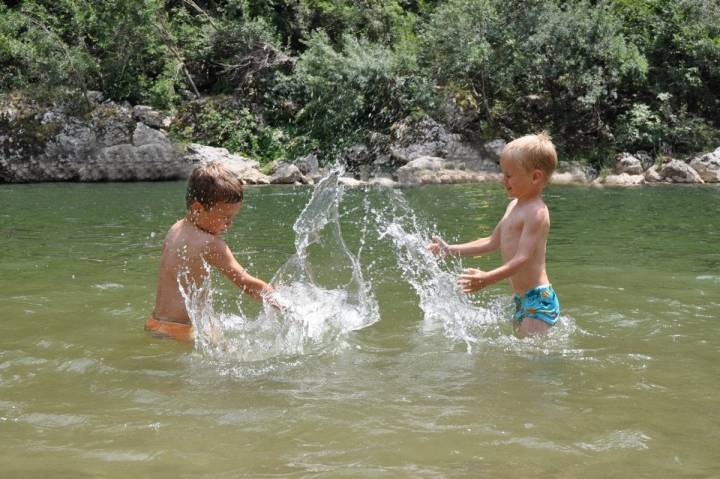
[{"x1": 2, "y1": 94, "x2": 718, "y2": 186}]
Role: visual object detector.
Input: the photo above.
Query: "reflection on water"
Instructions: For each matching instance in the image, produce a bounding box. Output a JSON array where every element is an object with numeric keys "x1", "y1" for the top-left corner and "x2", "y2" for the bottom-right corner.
[{"x1": 1, "y1": 182, "x2": 719, "y2": 477}]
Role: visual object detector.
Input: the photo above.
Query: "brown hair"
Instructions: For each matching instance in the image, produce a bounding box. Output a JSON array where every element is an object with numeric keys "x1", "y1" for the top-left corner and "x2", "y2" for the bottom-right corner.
[
  {"x1": 501, "y1": 132, "x2": 558, "y2": 180},
  {"x1": 186, "y1": 161, "x2": 244, "y2": 209}
]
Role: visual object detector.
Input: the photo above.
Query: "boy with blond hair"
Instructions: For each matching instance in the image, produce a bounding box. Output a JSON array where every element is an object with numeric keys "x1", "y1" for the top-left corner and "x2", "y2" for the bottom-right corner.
[
  {"x1": 146, "y1": 161, "x2": 274, "y2": 341},
  {"x1": 428, "y1": 133, "x2": 560, "y2": 336}
]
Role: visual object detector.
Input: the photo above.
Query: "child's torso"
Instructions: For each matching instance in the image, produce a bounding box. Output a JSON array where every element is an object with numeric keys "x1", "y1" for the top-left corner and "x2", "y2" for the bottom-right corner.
[
  {"x1": 498, "y1": 199, "x2": 550, "y2": 294},
  {"x1": 153, "y1": 220, "x2": 214, "y2": 323}
]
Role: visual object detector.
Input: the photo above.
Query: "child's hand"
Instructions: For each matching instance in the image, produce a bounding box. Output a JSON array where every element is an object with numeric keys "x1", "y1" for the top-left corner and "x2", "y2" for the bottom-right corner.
[
  {"x1": 427, "y1": 235, "x2": 451, "y2": 257},
  {"x1": 458, "y1": 268, "x2": 489, "y2": 293}
]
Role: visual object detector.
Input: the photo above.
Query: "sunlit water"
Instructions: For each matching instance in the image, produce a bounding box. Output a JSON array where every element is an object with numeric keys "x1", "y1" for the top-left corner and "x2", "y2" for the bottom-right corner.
[{"x1": 1, "y1": 180, "x2": 719, "y2": 477}]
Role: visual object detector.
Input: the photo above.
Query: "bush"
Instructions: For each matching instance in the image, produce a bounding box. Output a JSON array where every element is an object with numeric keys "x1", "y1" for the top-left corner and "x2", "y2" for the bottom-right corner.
[
  {"x1": 281, "y1": 31, "x2": 431, "y2": 157},
  {"x1": 171, "y1": 97, "x2": 288, "y2": 164}
]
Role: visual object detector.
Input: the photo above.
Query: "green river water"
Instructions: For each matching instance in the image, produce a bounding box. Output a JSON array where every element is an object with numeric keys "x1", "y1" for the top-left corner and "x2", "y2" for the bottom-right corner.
[{"x1": 1, "y1": 181, "x2": 718, "y2": 478}]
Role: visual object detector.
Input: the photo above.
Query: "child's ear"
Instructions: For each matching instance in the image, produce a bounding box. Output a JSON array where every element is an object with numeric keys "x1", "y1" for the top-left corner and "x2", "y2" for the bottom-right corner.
[
  {"x1": 532, "y1": 169, "x2": 544, "y2": 183},
  {"x1": 189, "y1": 201, "x2": 205, "y2": 214}
]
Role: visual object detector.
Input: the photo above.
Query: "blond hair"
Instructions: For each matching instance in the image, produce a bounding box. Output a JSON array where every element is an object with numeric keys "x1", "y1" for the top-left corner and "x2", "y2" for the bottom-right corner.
[
  {"x1": 501, "y1": 132, "x2": 557, "y2": 180},
  {"x1": 186, "y1": 161, "x2": 244, "y2": 209}
]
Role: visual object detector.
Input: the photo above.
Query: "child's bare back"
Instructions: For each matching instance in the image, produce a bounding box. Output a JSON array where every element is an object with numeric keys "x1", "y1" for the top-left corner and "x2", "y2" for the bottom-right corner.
[
  {"x1": 146, "y1": 162, "x2": 273, "y2": 341},
  {"x1": 152, "y1": 218, "x2": 221, "y2": 324}
]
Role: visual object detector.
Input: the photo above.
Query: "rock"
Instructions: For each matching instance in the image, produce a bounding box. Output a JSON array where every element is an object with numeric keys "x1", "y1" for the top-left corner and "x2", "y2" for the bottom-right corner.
[
  {"x1": 294, "y1": 153, "x2": 320, "y2": 177},
  {"x1": 132, "y1": 105, "x2": 173, "y2": 129},
  {"x1": 614, "y1": 153, "x2": 644, "y2": 175},
  {"x1": 658, "y1": 159, "x2": 704, "y2": 183},
  {"x1": 551, "y1": 162, "x2": 597, "y2": 184},
  {"x1": 634, "y1": 151, "x2": 654, "y2": 170},
  {"x1": 594, "y1": 173, "x2": 645, "y2": 186},
  {"x1": 689, "y1": 147, "x2": 720, "y2": 183},
  {"x1": 483, "y1": 138, "x2": 506, "y2": 163},
  {"x1": 342, "y1": 144, "x2": 372, "y2": 169},
  {"x1": 183, "y1": 143, "x2": 269, "y2": 184},
  {"x1": 86, "y1": 91, "x2": 105, "y2": 104},
  {"x1": 395, "y1": 156, "x2": 499, "y2": 185},
  {"x1": 270, "y1": 163, "x2": 304, "y2": 184},
  {"x1": 389, "y1": 116, "x2": 494, "y2": 171},
  {"x1": 238, "y1": 168, "x2": 271, "y2": 185},
  {"x1": 338, "y1": 176, "x2": 366, "y2": 187},
  {"x1": 644, "y1": 166, "x2": 663, "y2": 183},
  {"x1": 368, "y1": 177, "x2": 397, "y2": 188},
  {"x1": 132, "y1": 123, "x2": 170, "y2": 147},
  {"x1": 0, "y1": 97, "x2": 187, "y2": 183},
  {"x1": 184, "y1": 143, "x2": 259, "y2": 170}
]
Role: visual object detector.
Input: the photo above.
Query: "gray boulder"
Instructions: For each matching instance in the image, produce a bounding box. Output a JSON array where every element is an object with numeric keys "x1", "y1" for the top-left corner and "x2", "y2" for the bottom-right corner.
[
  {"x1": 614, "y1": 153, "x2": 644, "y2": 175},
  {"x1": 294, "y1": 153, "x2": 320, "y2": 177},
  {"x1": 593, "y1": 173, "x2": 645, "y2": 186},
  {"x1": 644, "y1": 166, "x2": 663, "y2": 183},
  {"x1": 395, "y1": 156, "x2": 498, "y2": 185},
  {"x1": 183, "y1": 143, "x2": 269, "y2": 184},
  {"x1": 482, "y1": 138, "x2": 506, "y2": 163},
  {"x1": 689, "y1": 147, "x2": 720, "y2": 183},
  {"x1": 270, "y1": 163, "x2": 305, "y2": 184},
  {"x1": 0, "y1": 100, "x2": 185, "y2": 182},
  {"x1": 551, "y1": 162, "x2": 597, "y2": 184},
  {"x1": 658, "y1": 160, "x2": 704, "y2": 184},
  {"x1": 389, "y1": 116, "x2": 495, "y2": 171},
  {"x1": 132, "y1": 105, "x2": 173, "y2": 129}
]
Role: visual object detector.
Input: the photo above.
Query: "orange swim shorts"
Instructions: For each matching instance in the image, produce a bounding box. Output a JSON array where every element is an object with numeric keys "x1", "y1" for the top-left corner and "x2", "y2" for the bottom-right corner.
[{"x1": 145, "y1": 316, "x2": 194, "y2": 342}]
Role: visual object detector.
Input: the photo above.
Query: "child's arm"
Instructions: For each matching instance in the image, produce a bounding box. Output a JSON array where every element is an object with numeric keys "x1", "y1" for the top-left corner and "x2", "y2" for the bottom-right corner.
[
  {"x1": 458, "y1": 208, "x2": 548, "y2": 292},
  {"x1": 207, "y1": 238, "x2": 274, "y2": 301},
  {"x1": 428, "y1": 224, "x2": 500, "y2": 257}
]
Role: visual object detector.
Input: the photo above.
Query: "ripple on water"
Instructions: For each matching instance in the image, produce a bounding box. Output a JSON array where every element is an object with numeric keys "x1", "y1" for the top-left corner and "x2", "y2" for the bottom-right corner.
[
  {"x1": 56, "y1": 358, "x2": 98, "y2": 375},
  {"x1": 19, "y1": 413, "x2": 88, "y2": 429},
  {"x1": 92, "y1": 283, "x2": 124, "y2": 290},
  {"x1": 577, "y1": 430, "x2": 651, "y2": 451},
  {"x1": 82, "y1": 450, "x2": 156, "y2": 462}
]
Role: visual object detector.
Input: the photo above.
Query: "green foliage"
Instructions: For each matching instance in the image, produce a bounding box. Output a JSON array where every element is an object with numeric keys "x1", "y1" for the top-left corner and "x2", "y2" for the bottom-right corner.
[
  {"x1": 172, "y1": 97, "x2": 288, "y2": 164},
  {"x1": 280, "y1": 31, "x2": 431, "y2": 155},
  {"x1": 2, "y1": 0, "x2": 719, "y2": 166}
]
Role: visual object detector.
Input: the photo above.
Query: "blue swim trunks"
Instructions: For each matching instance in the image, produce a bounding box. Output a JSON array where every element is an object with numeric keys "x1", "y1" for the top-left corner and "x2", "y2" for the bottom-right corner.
[{"x1": 513, "y1": 284, "x2": 560, "y2": 326}]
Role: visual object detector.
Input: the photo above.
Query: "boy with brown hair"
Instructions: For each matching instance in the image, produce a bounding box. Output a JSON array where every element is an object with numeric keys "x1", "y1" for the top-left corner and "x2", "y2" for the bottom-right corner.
[
  {"x1": 146, "y1": 161, "x2": 274, "y2": 341},
  {"x1": 428, "y1": 132, "x2": 560, "y2": 337}
]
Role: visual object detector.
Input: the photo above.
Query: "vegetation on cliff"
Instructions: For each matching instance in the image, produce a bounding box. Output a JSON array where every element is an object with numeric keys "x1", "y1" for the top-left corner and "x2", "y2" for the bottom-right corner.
[{"x1": 1, "y1": 0, "x2": 719, "y2": 167}]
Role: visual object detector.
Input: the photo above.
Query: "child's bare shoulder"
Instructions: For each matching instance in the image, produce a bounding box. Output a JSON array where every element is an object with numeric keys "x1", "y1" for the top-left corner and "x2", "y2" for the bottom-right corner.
[{"x1": 525, "y1": 199, "x2": 550, "y2": 226}]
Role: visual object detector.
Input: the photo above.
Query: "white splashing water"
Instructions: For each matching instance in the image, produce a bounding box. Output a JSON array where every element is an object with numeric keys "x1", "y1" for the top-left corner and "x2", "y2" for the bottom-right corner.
[
  {"x1": 371, "y1": 189, "x2": 503, "y2": 352},
  {"x1": 370, "y1": 187, "x2": 579, "y2": 354},
  {"x1": 180, "y1": 168, "x2": 380, "y2": 364}
]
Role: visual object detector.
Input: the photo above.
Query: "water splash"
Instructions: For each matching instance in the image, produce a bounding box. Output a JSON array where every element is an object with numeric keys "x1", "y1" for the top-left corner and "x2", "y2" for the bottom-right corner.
[
  {"x1": 181, "y1": 168, "x2": 379, "y2": 365},
  {"x1": 366, "y1": 189, "x2": 501, "y2": 352},
  {"x1": 371, "y1": 188, "x2": 576, "y2": 353}
]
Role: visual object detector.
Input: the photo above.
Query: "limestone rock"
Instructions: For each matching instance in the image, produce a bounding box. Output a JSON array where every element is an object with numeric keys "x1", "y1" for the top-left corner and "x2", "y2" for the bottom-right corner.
[
  {"x1": 395, "y1": 156, "x2": 498, "y2": 185},
  {"x1": 658, "y1": 160, "x2": 704, "y2": 184},
  {"x1": 183, "y1": 143, "x2": 269, "y2": 184},
  {"x1": 551, "y1": 162, "x2": 597, "y2": 184},
  {"x1": 689, "y1": 147, "x2": 720, "y2": 183},
  {"x1": 644, "y1": 166, "x2": 663, "y2": 183},
  {"x1": 614, "y1": 153, "x2": 644, "y2": 175},
  {"x1": 482, "y1": 138, "x2": 506, "y2": 163},
  {"x1": 132, "y1": 105, "x2": 173, "y2": 129},
  {"x1": 594, "y1": 173, "x2": 645, "y2": 186},
  {"x1": 294, "y1": 153, "x2": 320, "y2": 177},
  {"x1": 338, "y1": 176, "x2": 366, "y2": 187},
  {"x1": 133, "y1": 122, "x2": 170, "y2": 147},
  {"x1": 368, "y1": 177, "x2": 398, "y2": 188},
  {"x1": 270, "y1": 163, "x2": 304, "y2": 184}
]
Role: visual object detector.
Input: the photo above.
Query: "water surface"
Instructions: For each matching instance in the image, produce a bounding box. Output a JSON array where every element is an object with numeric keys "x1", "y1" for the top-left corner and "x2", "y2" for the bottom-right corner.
[{"x1": 1, "y1": 181, "x2": 718, "y2": 478}]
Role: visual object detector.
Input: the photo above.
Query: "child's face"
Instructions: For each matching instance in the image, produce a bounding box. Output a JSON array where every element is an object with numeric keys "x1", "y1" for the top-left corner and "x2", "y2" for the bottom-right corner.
[
  {"x1": 193, "y1": 201, "x2": 243, "y2": 235},
  {"x1": 500, "y1": 157, "x2": 542, "y2": 199}
]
